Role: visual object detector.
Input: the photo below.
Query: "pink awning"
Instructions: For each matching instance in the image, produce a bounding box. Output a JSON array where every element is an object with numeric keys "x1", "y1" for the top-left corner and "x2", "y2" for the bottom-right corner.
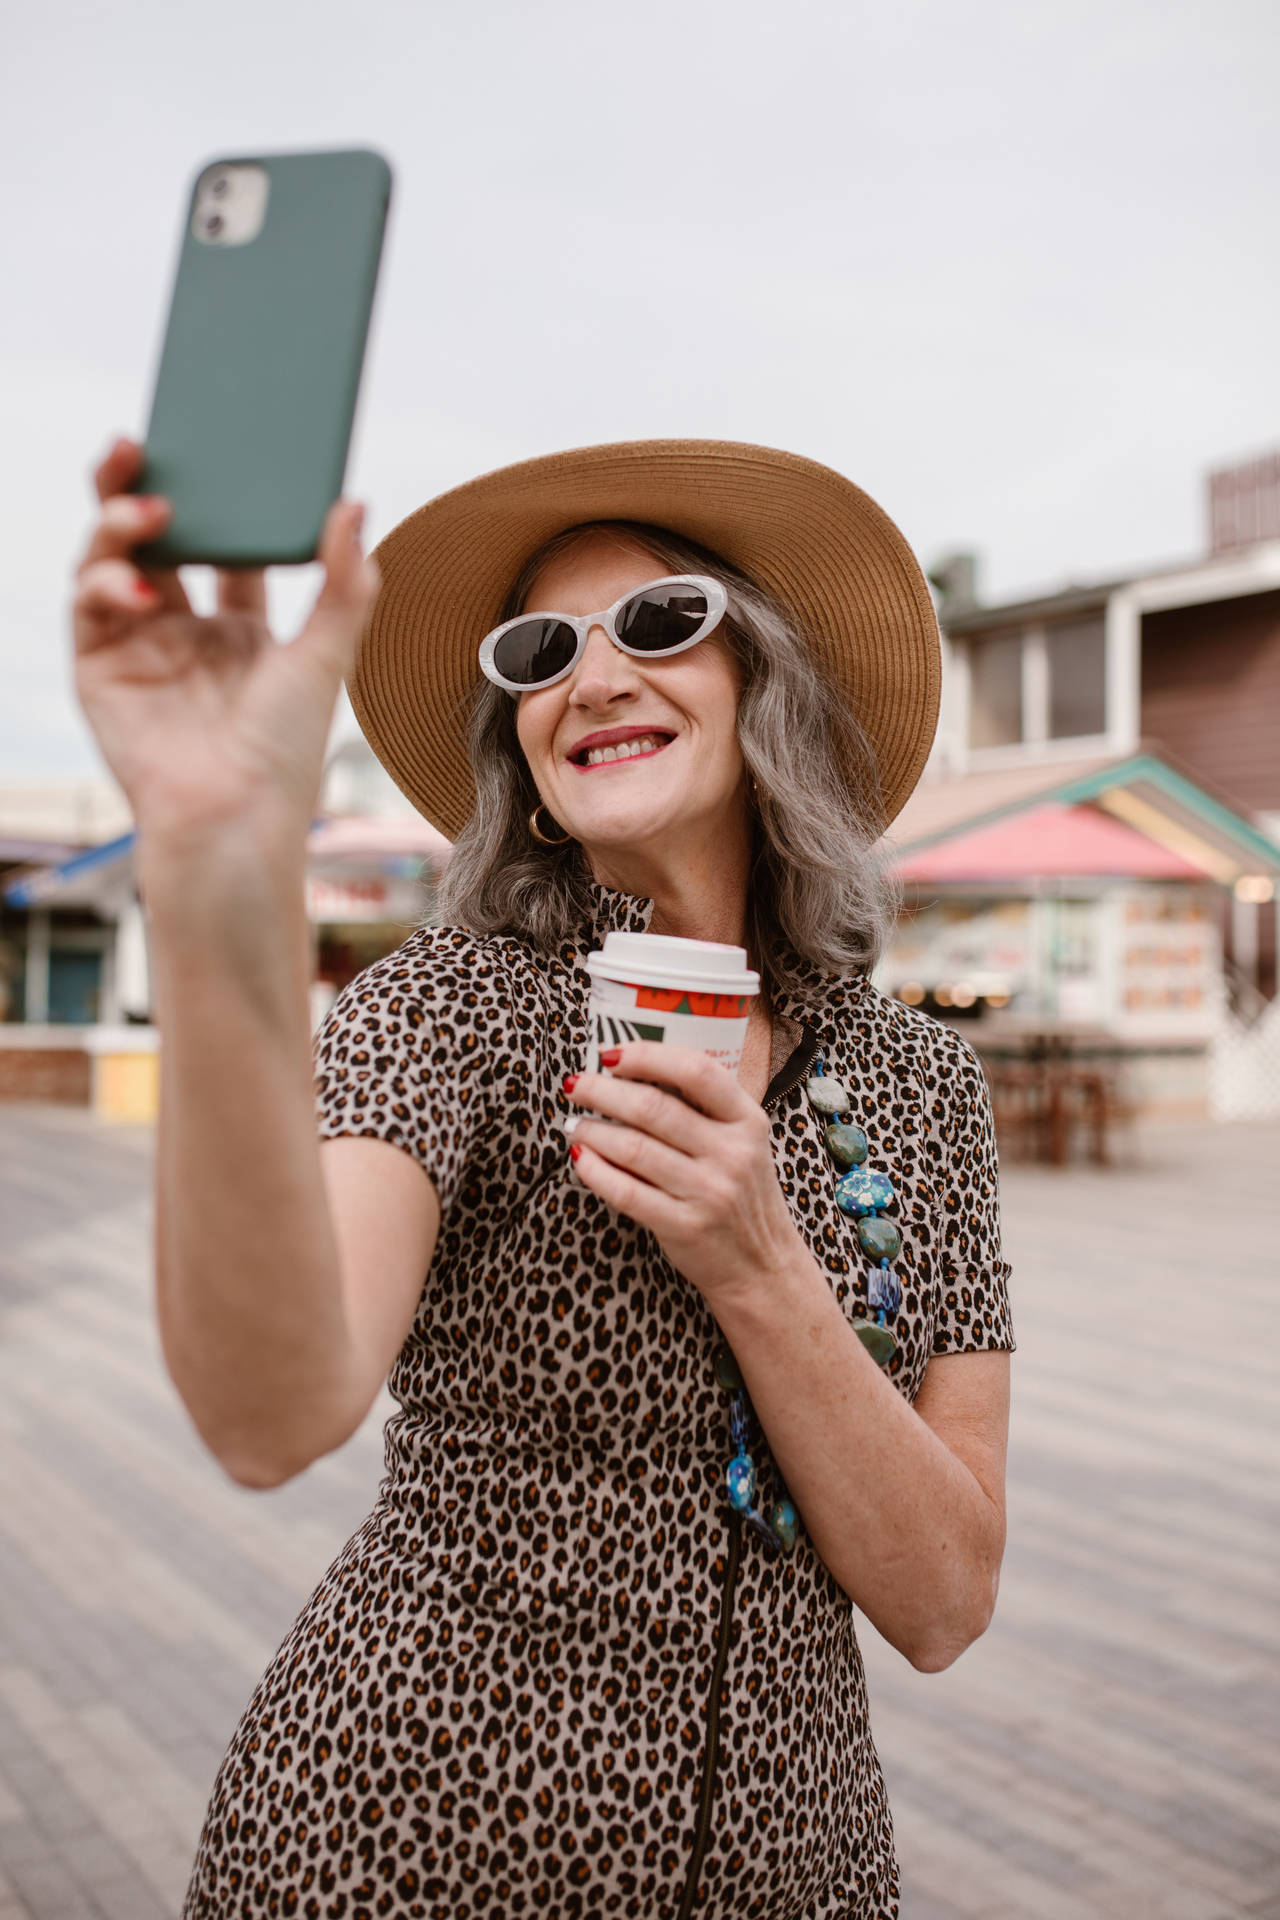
[
  {"x1": 307, "y1": 815, "x2": 452, "y2": 866},
  {"x1": 894, "y1": 803, "x2": 1205, "y2": 883}
]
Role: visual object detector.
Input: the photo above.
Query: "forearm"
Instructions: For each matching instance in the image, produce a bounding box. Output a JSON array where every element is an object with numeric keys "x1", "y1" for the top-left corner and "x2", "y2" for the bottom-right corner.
[
  {"x1": 712, "y1": 1248, "x2": 1005, "y2": 1670},
  {"x1": 145, "y1": 838, "x2": 357, "y2": 1485}
]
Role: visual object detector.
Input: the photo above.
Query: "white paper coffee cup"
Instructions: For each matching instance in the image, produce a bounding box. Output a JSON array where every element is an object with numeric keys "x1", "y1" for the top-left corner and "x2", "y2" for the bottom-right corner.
[{"x1": 583, "y1": 932, "x2": 760, "y2": 1078}]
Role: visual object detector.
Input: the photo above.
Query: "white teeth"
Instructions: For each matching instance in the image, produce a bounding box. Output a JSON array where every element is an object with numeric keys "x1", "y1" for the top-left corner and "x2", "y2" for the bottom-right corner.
[{"x1": 583, "y1": 734, "x2": 666, "y2": 767}]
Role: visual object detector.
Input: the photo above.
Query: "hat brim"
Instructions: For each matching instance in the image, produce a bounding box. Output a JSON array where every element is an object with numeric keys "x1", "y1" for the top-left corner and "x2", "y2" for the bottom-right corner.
[{"x1": 352, "y1": 439, "x2": 940, "y2": 842}]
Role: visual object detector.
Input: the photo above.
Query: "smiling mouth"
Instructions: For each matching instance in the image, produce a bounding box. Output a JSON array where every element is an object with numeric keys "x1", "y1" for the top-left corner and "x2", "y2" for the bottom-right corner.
[{"x1": 571, "y1": 732, "x2": 674, "y2": 769}]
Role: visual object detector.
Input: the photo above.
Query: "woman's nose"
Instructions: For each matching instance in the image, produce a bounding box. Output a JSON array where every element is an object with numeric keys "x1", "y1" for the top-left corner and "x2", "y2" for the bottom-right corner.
[{"x1": 568, "y1": 624, "x2": 641, "y2": 708}]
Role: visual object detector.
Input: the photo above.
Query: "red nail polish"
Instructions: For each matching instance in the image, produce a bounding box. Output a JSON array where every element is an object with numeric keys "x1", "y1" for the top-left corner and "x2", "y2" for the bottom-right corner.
[
  {"x1": 569, "y1": 1142, "x2": 583, "y2": 1162},
  {"x1": 562, "y1": 1074, "x2": 579, "y2": 1095},
  {"x1": 599, "y1": 1047, "x2": 622, "y2": 1067}
]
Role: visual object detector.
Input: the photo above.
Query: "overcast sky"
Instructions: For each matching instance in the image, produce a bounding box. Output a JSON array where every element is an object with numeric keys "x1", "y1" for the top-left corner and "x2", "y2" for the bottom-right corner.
[{"x1": 4, "y1": 0, "x2": 1277, "y2": 780}]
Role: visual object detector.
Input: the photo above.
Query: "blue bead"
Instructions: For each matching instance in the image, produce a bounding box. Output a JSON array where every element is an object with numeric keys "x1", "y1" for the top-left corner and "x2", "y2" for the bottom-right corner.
[
  {"x1": 835, "y1": 1167, "x2": 895, "y2": 1217},
  {"x1": 770, "y1": 1500, "x2": 799, "y2": 1552},
  {"x1": 742, "y1": 1508, "x2": 783, "y2": 1552},
  {"x1": 868, "y1": 1266, "x2": 902, "y2": 1315},
  {"x1": 729, "y1": 1395, "x2": 751, "y2": 1451},
  {"x1": 726, "y1": 1452, "x2": 756, "y2": 1512}
]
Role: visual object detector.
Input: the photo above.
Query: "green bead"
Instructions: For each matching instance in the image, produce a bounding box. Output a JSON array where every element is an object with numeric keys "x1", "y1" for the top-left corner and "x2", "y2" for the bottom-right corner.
[
  {"x1": 854, "y1": 1319, "x2": 898, "y2": 1367},
  {"x1": 770, "y1": 1500, "x2": 799, "y2": 1553},
  {"x1": 857, "y1": 1216, "x2": 902, "y2": 1262},
  {"x1": 825, "y1": 1122, "x2": 868, "y2": 1169},
  {"x1": 713, "y1": 1343, "x2": 744, "y2": 1392}
]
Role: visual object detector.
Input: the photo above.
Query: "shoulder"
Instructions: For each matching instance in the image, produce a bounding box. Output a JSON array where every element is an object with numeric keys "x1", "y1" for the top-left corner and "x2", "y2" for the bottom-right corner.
[
  {"x1": 852, "y1": 982, "x2": 992, "y2": 1132},
  {"x1": 318, "y1": 921, "x2": 566, "y2": 1061},
  {"x1": 343, "y1": 921, "x2": 558, "y2": 1009},
  {"x1": 853, "y1": 978, "x2": 982, "y2": 1072}
]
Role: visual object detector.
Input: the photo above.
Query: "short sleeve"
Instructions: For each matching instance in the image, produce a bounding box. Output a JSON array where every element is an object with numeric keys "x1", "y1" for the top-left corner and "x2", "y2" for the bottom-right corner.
[
  {"x1": 312, "y1": 928, "x2": 522, "y2": 1218},
  {"x1": 931, "y1": 1033, "x2": 1015, "y2": 1356}
]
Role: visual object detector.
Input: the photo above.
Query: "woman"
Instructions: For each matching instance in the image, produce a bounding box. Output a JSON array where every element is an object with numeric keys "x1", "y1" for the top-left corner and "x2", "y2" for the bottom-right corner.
[{"x1": 73, "y1": 436, "x2": 1013, "y2": 1920}]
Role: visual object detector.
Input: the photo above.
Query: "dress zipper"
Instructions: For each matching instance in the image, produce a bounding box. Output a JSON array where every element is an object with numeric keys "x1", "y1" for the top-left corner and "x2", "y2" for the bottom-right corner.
[
  {"x1": 674, "y1": 1022, "x2": 821, "y2": 1916},
  {"x1": 675, "y1": 1509, "x2": 742, "y2": 1920},
  {"x1": 762, "y1": 1022, "x2": 822, "y2": 1115}
]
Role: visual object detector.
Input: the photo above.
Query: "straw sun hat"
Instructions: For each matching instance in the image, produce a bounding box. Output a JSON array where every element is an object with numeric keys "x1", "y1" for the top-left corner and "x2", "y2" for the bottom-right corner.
[{"x1": 351, "y1": 439, "x2": 941, "y2": 842}]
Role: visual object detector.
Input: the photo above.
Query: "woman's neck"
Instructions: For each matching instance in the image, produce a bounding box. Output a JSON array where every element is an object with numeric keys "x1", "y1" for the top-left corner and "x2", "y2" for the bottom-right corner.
[
  {"x1": 648, "y1": 876, "x2": 748, "y2": 949},
  {"x1": 588, "y1": 831, "x2": 752, "y2": 951}
]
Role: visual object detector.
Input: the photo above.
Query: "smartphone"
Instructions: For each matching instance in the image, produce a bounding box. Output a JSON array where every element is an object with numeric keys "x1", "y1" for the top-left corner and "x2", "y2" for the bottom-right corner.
[{"x1": 137, "y1": 147, "x2": 392, "y2": 568}]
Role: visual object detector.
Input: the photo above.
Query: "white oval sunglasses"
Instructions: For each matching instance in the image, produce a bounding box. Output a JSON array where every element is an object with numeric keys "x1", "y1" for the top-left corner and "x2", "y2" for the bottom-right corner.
[{"x1": 478, "y1": 574, "x2": 728, "y2": 694}]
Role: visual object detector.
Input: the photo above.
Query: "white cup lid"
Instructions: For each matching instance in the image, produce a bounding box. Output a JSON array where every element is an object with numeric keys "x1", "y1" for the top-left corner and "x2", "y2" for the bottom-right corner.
[{"x1": 586, "y1": 931, "x2": 759, "y2": 996}]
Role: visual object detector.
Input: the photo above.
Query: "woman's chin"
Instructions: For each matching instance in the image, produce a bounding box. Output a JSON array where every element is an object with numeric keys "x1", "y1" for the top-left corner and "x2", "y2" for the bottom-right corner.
[{"x1": 564, "y1": 804, "x2": 683, "y2": 852}]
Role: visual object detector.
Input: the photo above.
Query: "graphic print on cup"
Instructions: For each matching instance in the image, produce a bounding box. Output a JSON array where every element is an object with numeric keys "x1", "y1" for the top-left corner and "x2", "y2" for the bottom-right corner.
[{"x1": 584, "y1": 933, "x2": 760, "y2": 1076}]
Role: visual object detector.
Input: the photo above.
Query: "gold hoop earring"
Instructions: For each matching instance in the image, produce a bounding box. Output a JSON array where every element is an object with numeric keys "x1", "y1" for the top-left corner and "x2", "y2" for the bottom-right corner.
[{"x1": 529, "y1": 804, "x2": 572, "y2": 847}]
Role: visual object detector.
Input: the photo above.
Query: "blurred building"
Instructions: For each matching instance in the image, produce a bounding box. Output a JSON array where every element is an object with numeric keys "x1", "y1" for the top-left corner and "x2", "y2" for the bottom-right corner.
[
  {"x1": 0, "y1": 741, "x2": 448, "y2": 1118},
  {"x1": 6, "y1": 451, "x2": 1280, "y2": 1130},
  {"x1": 880, "y1": 448, "x2": 1280, "y2": 1124}
]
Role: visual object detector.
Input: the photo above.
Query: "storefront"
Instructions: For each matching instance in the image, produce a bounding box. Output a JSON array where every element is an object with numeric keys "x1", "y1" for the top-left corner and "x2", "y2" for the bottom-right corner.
[
  {"x1": 878, "y1": 753, "x2": 1280, "y2": 1124},
  {"x1": 1, "y1": 812, "x2": 449, "y2": 1118}
]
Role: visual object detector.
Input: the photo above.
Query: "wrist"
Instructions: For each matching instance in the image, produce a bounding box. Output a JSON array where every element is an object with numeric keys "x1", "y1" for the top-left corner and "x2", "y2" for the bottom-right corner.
[
  {"x1": 709, "y1": 1228, "x2": 822, "y2": 1338},
  {"x1": 138, "y1": 819, "x2": 309, "y2": 918},
  {"x1": 141, "y1": 833, "x2": 313, "y2": 1030}
]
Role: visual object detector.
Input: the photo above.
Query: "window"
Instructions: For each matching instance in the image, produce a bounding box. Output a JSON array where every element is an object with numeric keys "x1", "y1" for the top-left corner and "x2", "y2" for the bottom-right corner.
[
  {"x1": 964, "y1": 615, "x2": 1110, "y2": 753},
  {"x1": 967, "y1": 632, "x2": 1023, "y2": 747},
  {"x1": 1047, "y1": 619, "x2": 1107, "y2": 739}
]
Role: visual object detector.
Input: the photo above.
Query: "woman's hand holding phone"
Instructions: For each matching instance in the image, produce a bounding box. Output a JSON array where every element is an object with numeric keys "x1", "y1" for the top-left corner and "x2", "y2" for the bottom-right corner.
[
  {"x1": 72, "y1": 439, "x2": 385, "y2": 1491},
  {"x1": 72, "y1": 436, "x2": 379, "y2": 868}
]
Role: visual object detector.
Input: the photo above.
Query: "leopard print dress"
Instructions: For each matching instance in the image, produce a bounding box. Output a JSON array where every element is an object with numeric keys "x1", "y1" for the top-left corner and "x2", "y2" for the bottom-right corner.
[{"x1": 184, "y1": 883, "x2": 1013, "y2": 1920}]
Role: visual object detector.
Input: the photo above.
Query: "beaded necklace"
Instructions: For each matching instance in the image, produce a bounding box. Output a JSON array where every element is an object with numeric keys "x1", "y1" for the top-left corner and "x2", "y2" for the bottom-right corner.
[{"x1": 713, "y1": 1054, "x2": 903, "y2": 1557}]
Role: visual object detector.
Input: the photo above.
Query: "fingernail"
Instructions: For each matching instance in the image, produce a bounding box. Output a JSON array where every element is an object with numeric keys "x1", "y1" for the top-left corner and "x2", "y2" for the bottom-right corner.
[
  {"x1": 133, "y1": 578, "x2": 160, "y2": 603},
  {"x1": 569, "y1": 1142, "x2": 583, "y2": 1162},
  {"x1": 350, "y1": 505, "x2": 366, "y2": 543},
  {"x1": 599, "y1": 1047, "x2": 622, "y2": 1068},
  {"x1": 562, "y1": 1074, "x2": 579, "y2": 1095}
]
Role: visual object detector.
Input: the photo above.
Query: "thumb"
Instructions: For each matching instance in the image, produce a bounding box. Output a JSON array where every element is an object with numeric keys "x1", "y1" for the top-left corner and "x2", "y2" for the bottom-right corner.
[{"x1": 292, "y1": 501, "x2": 382, "y2": 681}]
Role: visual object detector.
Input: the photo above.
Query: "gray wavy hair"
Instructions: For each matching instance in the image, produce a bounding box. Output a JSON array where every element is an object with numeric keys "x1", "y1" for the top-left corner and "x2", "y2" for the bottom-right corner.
[{"x1": 434, "y1": 521, "x2": 900, "y2": 999}]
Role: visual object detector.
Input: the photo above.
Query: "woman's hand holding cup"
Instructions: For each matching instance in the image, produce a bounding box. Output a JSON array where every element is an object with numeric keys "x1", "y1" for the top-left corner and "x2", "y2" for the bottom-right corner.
[
  {"x1": 563, "y1": 1042, "x2": 804, "y2": 1316},
  {"x1": 72, "y1": 437, "x2": 380, "y2": 865}
]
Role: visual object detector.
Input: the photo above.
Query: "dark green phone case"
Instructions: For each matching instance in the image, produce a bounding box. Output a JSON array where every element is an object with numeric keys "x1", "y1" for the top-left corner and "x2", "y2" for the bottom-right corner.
[{"x1": 138, "y1": 148, "x2": 391, "y2": 568}]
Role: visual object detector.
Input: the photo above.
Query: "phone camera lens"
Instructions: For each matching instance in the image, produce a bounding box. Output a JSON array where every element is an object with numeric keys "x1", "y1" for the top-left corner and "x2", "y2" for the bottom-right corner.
[
  {"x1": 209, "y1": 174, "x2": 231, "y2": 199},
  {"x1": 204, "y1": 212, "x2": 225, "y2": 236}
]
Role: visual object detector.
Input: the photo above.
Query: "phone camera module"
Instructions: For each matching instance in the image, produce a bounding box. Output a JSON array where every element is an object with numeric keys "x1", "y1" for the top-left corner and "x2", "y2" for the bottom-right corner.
[{"x1": 192, "y1": 161, "x2": 269, "y2": 247}]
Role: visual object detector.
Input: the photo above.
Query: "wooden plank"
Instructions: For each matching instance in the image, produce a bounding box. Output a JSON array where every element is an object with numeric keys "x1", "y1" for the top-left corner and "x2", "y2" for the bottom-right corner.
[{"x1": 1, "y1": 1104, "x2": 1277, "y2": 1920}]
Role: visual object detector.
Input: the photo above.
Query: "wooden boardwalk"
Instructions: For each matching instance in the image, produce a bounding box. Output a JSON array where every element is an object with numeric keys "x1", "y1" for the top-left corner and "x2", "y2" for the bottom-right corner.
[{"x1": 0, "y1": 1103, "x2": 1277, "y2": 1919}]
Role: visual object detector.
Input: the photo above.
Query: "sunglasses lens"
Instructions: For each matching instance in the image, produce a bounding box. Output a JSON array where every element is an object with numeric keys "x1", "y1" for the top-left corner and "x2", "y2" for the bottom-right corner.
[
  {"x1": 615, "y1": 583, "x2": 711, "y2": 653},
  {"x1": 492, "y1": 618, "x2": 579, "y2": 687}
]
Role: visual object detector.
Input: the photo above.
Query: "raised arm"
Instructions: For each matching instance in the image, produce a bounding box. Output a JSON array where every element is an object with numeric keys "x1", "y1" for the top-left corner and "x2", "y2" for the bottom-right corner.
[
  {"x1": 147, "y1": 867, "x2": 440, "y2": 1486},
  {"x1": 73, "y1": 440, "x2": 436, "y2": 1486}
]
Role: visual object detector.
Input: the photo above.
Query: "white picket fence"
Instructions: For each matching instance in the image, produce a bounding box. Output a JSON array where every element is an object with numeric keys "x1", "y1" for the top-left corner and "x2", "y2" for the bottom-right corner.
[{"x1": 1210, "y1": 995, "x2": 1280, "y2": 1120}]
